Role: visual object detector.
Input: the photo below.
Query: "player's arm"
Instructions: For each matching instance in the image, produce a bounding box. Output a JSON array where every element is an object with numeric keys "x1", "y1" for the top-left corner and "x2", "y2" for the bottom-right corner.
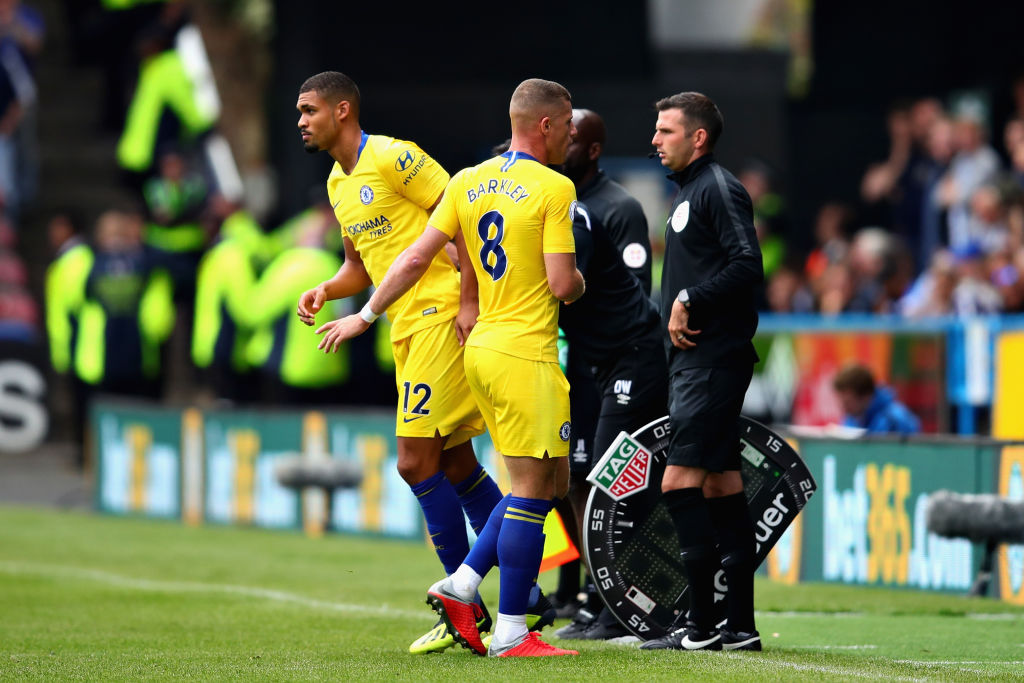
[
  {"x1": 453, "y1": 229, "x2": 477, "y2": 346},
  {"x1": 296, "y1": 236, "x2": 372, "y2": 326},
  {"x1": 438, "y1": 190, "x2": 462, "y2": 270},
  {"x1": 390, "y1": 141, "x2": 450, "y2": 211},
  {"x1": 443, "y1": 240, "x2": 460, "y2": 269},
  {"x1": 315, "y1": 227, "x2": 450, "y2": 352},
  {"x1": 544, "y1": 179, "x2": 585, "y2": 303},
  {"x1": 545, "y1": 252, "x2": 585, "y2": 303}
]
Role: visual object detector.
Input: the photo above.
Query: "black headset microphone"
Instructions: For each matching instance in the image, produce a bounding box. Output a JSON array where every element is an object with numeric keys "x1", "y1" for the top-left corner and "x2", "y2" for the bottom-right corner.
[{"x1": 647, "y1": 152, "x2": 659, "y2": 158}]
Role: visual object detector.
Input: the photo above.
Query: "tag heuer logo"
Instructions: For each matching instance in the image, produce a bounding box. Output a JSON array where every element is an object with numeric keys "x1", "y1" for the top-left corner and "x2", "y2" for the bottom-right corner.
[{"x1": 586, "y1": 431, "x2": 652, "y2": 501}]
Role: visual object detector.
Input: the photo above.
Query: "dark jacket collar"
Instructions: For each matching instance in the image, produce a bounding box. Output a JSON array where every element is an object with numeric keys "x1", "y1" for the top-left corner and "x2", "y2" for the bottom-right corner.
[{"x1": 668, "y1": 154, "x2": 715, "y2": 187}]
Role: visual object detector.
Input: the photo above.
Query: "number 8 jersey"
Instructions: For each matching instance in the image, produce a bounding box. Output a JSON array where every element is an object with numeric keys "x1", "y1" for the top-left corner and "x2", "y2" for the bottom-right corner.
[{"x1": 429, "y1": 151, "x2": 577, "y2": 363}]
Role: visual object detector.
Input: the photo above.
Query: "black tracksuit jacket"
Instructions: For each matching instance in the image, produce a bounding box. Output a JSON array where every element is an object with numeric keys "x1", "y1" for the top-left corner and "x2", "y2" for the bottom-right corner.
[{"x1": 660, "y1": 154, "x2": 764, "y2": 374}]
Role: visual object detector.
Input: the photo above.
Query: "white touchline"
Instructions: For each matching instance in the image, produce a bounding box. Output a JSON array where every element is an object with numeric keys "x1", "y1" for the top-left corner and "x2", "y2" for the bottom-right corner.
[
  {"x1": 755, "y1": 610, "x2": 863, "y2": 618},
  {"x1": 0, "y1": 560, "x2": 425, "y2": 620},
  {"x1": 788, "y1": 644, "x2": 878, "y2": 650},
  {"x1": 758, "y1": 610, "x2": 1024, "y2": 621},
  {"x1": 726, "y1": 654, "x2": 930, "y2": 682},
  {"x1": 895, "y1": 660, "x2": 1024, "y2": 666},
  {"x1": 893, "y1": 661, "x2": 1020, "y2": 677}
]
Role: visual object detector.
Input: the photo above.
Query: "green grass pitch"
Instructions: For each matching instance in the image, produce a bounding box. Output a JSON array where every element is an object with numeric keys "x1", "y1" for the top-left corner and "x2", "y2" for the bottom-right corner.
[{"x1": 1, "y1": 506, "x2": 1023, "y2": 681}]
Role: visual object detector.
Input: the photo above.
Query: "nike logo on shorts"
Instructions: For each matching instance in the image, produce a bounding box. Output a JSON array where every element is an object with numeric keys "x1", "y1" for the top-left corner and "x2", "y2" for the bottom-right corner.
[{"x1": 403, "y1": 415, "x2": 425, "y2": 423}]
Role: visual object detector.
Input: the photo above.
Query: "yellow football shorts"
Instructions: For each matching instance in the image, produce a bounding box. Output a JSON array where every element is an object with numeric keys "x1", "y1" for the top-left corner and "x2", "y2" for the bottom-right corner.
[
  {"x1": 463, "y1": 345, "x2": 571, "y2": 459},
  {"x1": 392, "y1": 320, "x2": 485, "y2": 447}
]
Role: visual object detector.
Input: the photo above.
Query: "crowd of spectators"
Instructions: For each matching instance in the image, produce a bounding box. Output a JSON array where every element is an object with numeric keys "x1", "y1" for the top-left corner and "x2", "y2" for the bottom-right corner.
[
  {"x1": 755, "y1": 82, "x2": 1024, "y2": 317},
  {"x1": 0, "y1": 1, "x2": 390, "y2": 462},
  {"x1": 0, "y1": 0, "x2": 41, "y2": 338},
  {"x1": 4, "y1": 0, "x2": 1024, "y2": 452}
]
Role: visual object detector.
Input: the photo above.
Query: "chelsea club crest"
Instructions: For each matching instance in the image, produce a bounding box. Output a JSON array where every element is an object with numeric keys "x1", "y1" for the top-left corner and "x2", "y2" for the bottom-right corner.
[{"x1": 359, "y1": 185, "x2": 374, "y2": 205}]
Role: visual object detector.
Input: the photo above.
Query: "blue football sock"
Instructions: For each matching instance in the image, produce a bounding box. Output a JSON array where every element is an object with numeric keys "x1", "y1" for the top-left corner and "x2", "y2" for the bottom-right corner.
[
  {"x1": 453, "y1": 464, "x2": 503, "y2": 535},
  {"x1": 410, "y1": 471, "x2": 469, "y2": 575},
  {"x1": 463, "y1": 494, "x2": 509, "y2": 578},
  {"x1": 497, "y1": 496, "x2": 552, "y2": 616}
]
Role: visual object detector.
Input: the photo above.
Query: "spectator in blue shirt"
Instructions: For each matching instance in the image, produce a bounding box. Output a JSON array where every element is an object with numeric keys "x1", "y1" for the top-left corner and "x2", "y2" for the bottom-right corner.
[{"x1": 833, "y1": 363, "x2": 921, "y2": 435}]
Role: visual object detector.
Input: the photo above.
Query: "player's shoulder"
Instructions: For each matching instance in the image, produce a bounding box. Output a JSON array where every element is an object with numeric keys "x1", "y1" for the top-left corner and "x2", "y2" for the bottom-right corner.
[
  {"x1": 367, "y1": 133, "x2": 418, "y2": 153},
  {"x1": 518, "y1": 160, "x2": 573, "y2": 192},
  {"x1": 449, "y1": 157, "x2": 499, "y2": 186},
  {"x1": 367, "y1": 134, "x2": 426, "y2": 166},
  {"x1": 439, "y1": 165, "x2": 473, "y2": 192},
  {"x1": 538, "y1": 164, "x2": 576, "y2": 198},
  {"x1": 470, "y1": 155, "x2": 505, "y2": 174}
]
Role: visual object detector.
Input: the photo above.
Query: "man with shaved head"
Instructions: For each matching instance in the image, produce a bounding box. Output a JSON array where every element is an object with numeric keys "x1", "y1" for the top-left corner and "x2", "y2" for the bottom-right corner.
[
  {"x1": 554, "y1": 108, "x2": 660, "y2": 641},
  {"x1": 317, "y1": 78, "x2": 584, "y2": 658}
]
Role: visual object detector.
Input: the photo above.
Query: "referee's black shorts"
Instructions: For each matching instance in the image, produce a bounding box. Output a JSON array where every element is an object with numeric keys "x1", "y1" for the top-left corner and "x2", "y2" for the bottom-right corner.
[
  {"x1": 667, "y1": 364, "x2": 753, "y2": 472},
  {"x1": 569, "y1": 336, "x2": 669, "y2": 476}
]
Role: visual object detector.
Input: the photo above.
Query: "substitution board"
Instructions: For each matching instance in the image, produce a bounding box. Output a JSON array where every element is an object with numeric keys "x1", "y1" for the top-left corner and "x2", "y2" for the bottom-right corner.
[{"x1": 583, "y1": 416, "x2": 816, "y2": 640}]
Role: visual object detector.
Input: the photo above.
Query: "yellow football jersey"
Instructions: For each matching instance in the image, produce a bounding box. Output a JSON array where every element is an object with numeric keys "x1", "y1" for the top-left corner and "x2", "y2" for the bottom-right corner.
[
  {"x1": 430, "y1": 151, "x2": 577, "y2": 362},
  {"x1": 327, "y1": 132, "x2": 458, "y2": 341}
]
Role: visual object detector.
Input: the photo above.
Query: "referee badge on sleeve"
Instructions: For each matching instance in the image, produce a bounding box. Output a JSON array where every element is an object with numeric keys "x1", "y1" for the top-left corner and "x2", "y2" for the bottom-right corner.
[
  {"x1": 559, "y1": 421, "x2": 572, "y2": 441},
  {"x1": 622, "y1": 243, "x2": 647, "y2": 268},
  {"x1": 670, "y1": 200, "x2": 690, "y2": 233}
]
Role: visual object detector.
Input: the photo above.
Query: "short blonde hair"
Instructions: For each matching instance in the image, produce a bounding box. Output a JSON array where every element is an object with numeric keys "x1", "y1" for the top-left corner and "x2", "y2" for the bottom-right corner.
[{"x1": 510, "y1": 78, "x2": 571, "y2": 123}]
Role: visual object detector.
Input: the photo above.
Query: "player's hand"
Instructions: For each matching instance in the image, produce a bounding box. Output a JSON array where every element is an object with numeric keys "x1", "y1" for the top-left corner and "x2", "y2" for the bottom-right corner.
[
  {"x1": 297, "y1": 285, "x2": 327, "y2": 326},
  {"x1": 455, "y1": 302, "x2": 478, "y2": 346},
  {"x1": 315, "y1": 314, "x2": 370, "y2": 352},
  {"x1": 668, "y1": 299, "x2": 700, "y2": 350}
]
